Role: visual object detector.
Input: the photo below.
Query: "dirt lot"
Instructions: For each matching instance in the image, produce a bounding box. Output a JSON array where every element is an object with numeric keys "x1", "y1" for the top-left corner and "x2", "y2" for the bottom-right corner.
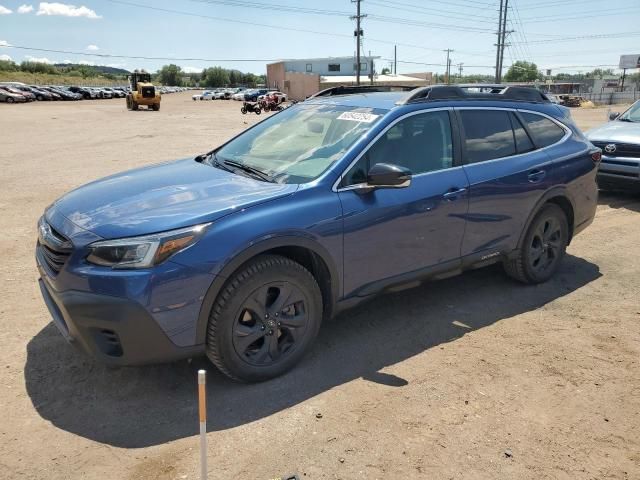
[{"x1": 1, "y1": 93, "x2": 639, "y2": 480}]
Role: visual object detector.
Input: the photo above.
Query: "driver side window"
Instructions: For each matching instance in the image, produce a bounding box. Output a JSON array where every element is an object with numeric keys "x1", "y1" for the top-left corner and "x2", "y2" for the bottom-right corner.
[{"x1": 340, "y1": 110, "x2": 453, "y2": 187}]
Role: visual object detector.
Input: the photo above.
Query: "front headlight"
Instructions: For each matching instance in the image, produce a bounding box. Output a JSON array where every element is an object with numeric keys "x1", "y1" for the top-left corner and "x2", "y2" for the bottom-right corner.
[{"x1": 86, "y1": 223, "x2": 210, "y2": 269}]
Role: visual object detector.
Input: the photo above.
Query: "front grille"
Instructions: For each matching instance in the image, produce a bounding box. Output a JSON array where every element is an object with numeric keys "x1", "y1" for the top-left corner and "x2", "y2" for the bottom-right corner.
[
  {"x1": 37, "y1": 220, "x2": 72, "y2": 275},
  {"x1": 592, "y1": 141, "x2": 640, "y2": 158}
]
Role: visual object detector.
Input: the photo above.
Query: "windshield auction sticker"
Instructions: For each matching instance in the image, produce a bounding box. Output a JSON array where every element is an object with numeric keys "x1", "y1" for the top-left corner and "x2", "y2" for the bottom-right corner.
[{"x1": 337, "y1": 111, "x2": 379, "y2": 123}]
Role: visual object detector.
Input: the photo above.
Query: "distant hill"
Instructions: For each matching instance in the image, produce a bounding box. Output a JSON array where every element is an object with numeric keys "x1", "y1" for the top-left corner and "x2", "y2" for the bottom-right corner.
[{"x1": 54, "y1": 64, "x2": 131, "y2": 76}]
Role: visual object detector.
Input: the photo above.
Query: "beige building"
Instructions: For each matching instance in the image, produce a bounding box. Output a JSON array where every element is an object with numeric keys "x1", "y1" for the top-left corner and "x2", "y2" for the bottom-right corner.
[{"x1": 267, "y1": 57, "x2": 429, "y2": 100}]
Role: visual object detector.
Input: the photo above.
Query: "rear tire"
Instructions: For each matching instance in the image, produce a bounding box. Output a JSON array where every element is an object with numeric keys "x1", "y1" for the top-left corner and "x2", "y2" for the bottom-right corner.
[
  {"x1": 241, "y1": 106, "x2": 247, "y2": 114},
  {"x1": 206, "y1": 255, "x2": 322, "y2": 382},
  {"x1": 504, "y1": 203, "x2": 568, "y2": 284},
  {"x1": 255, "y1": 107, "x2": 261, "y2": 115},
  {"x1": 132, "y1": 101, "x2": 138, "y2": 111},
  {"x1": 6, "y1": 97, "x2": 14, "y2": 103},
  {"x1": 152, "y1": 103, "x2": 160, "y2": 111}
]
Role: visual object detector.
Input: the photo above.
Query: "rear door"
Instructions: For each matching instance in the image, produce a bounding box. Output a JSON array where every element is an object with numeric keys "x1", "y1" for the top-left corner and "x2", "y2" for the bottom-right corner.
[{"x1": 456, "y1": 108, "x2": 561, "y2": 260}]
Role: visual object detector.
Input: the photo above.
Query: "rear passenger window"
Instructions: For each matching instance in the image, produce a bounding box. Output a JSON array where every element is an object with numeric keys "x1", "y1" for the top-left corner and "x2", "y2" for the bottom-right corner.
[
  {"x1": 520, "y1": 112, "x2": 566, "y2": 147},
  {"x1": 510, "y1": 113, "x2": 535, "y2": 154},
  {"x1": 460, "y1": 110, "x2": 516, "y2": 163}
]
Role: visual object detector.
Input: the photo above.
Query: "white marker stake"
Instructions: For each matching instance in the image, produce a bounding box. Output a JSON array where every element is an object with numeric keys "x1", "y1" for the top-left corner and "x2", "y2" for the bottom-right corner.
[{"x1": 198, "y1": 369, "x2": 208, "y2": 480}]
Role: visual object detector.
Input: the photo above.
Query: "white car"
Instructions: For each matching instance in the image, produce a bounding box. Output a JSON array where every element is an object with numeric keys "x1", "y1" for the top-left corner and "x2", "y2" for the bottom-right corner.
[
  {"x1": 257, "y1": 91, "x2": 288, "y2": 103},
  {"x1": 192, "y1": 90, "x2": 215, "y2": 101},
  {"x1": 231, "y1": 91, "x2": 245, "y2": 101}
]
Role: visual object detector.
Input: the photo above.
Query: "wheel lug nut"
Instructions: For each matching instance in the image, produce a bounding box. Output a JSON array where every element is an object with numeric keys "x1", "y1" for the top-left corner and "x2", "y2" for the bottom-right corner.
[
  {"x1": 277, "y1": 322, "x2": 281, "y2": 327},
  {"x1": 268, "y1": 330, "x2": 273, "y2": 335},
  {"x1": 274, "y1": 312, "x2": 278, "y2": 317},
  {"x1": 261, "y1": 326, "x2": 265, "y2": 330}
]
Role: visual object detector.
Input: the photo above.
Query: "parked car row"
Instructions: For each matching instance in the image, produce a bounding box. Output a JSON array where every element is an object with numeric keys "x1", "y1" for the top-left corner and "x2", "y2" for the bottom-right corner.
[
  {"x1": 192, "y1": 87, "x2": 243, "y2": 101},
  {"x1": 160, "y1": 86, "x2": 189, "y2": 94},
  {"x1": 0, "y1": 82, "x2": 130, "y2": 103},
  {"x1": 0, "y1": 82, "x2": 187, "y2": 103}
]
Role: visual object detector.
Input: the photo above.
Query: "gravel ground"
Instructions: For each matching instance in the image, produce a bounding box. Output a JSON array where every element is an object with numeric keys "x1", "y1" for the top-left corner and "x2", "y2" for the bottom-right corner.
[{"x1": 0, "y1": 93, "x2": 638, "y2": 480}]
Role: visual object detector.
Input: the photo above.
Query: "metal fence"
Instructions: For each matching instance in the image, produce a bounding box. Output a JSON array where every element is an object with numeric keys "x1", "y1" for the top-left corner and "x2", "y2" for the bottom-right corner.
[{"x1": 581, "y1": 90, "x2": 639, "y2": 105}]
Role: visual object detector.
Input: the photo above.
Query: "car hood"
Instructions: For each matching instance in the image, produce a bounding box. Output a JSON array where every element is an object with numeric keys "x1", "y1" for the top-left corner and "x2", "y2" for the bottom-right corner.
[
  {"x1": 51, "y1": 158, "x2": 298, "y2": 239},
  {"x1": 586, "y1": 120, "x2": 640, "y2": 143}
]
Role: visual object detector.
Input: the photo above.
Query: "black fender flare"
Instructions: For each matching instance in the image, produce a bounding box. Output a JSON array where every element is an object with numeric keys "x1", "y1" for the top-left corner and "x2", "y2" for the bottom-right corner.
[
  {"x1": 194, "y1": 235, "x2": 341, "y2": 345},
  {"x1": 515, "y1": 186, "x2": 576, "y2": 252}
]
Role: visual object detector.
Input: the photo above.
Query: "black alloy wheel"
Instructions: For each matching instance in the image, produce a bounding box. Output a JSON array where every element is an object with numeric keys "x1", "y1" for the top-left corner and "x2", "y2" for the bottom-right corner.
[{"x1": 206, "y1": 255, "x2": 322, "y2": 382}]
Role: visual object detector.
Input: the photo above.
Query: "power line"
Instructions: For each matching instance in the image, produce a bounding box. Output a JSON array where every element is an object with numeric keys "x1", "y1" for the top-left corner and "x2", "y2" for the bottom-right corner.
[
  {"x1": 512, "y1": 31, "x2": 640, "y2": 44},
  {"x1": 104, "y1": 0, "x2": 497, "y2": 53},
  {"x1": 4, "y1": 44, "x2": 278, "y2": 62},
  {"x1": 366, "y1": 14, "x2": 495, "y2": 32},
  {"x1": 367, "y1": 0, "x2": 495, "y2": 22}
]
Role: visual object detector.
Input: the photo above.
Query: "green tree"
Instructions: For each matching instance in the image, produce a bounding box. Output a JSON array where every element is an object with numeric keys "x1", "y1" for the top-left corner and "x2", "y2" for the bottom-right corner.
[
  {"x1": 202, "y1": 66, "x2": 230, "y2": 87},
  {"x1": 0, "y1": 59, "x2": 18, "y2": 71},
  {"x1": 157, "y1": 64, "x2": 183, "y2": 86},
  {"x1": 381, "y1": 67, "x2": 391, "y2": 75},
  {"x1": 504, "y1": 61, "x2": 542, "y2": 82},
  {"x1": 20, "y1": 61, "x2": 58, "y2": 74}
]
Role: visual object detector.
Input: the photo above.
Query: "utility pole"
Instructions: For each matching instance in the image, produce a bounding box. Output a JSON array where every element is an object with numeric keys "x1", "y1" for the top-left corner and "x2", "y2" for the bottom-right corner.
[
  {"x1": 443, "y1": 49, "x2": 454, "y2": 85},
  {"x1": 351, "y1": 0, "x2": 366, "y2": 86},
  {"x1": 495, "y1": 0, "x2": 503, "y2": 83},
  {"x1": 497, "y1": 0, "x2": 513, "y2": 83},
  {"x1": 394, "y1": 45, "x2": 397, "y2": 75},
  {"x1": 458, "y1": 62, "x2": 464, "y2": 79}
]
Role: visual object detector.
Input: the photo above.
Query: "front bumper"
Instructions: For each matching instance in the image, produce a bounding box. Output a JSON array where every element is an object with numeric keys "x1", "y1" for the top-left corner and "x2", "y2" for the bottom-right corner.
[
  {"x1": 38, "y1": 277, "x2": 204, "y2": 366},
  {"x1": 597, "y1": 155, "x2": 640, "y2": 190}
]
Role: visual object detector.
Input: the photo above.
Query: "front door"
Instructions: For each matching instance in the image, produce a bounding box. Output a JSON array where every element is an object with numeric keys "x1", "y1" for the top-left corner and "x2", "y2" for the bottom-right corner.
[{"x1": 337, "y1": 109, "x2": 469, "y2": 298}]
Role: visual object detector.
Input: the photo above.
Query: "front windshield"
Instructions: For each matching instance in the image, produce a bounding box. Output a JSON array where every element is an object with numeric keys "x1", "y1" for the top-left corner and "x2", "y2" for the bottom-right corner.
[
  {"x1": 619, "y1": 101, "x2": 640, "y2": 122},
  {"x1": 215, "y1": 103, "x2": 385, "y2": 184}
]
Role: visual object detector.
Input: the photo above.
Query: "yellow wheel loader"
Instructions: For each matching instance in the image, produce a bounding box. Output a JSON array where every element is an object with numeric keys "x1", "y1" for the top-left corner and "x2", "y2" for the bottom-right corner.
[{"x1": 126, "y1": 71, "x2": 161, "y2": 111}]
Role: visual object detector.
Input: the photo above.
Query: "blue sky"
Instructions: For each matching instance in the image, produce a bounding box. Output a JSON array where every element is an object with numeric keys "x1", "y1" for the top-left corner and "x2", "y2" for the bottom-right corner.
[{"x1": 0, "y1": 0, "x2": 639, "y2": 76}]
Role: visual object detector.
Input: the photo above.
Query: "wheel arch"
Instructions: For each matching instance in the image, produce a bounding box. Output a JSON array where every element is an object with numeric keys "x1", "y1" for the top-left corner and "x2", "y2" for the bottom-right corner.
[
  {"x1": 195, "y1": 236, "x2": 340, "y2": 345},
  {"x1": 517, "y1": 187, "x2": 576, "y2": 250}
]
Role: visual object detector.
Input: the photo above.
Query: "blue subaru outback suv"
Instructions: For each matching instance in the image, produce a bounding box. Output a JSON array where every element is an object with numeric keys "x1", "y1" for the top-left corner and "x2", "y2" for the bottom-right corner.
[{"x1": 36, "y1": 85, "x2": 600, "y2": 382}]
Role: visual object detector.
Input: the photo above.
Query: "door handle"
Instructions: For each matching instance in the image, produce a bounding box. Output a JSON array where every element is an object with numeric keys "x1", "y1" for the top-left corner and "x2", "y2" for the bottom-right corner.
[
  {"x1": 442, "y1": 187, "x2": 467, "y2": 200},
  {"x1": 527, "y1": 169, "x2": 546, "y2": 183}
]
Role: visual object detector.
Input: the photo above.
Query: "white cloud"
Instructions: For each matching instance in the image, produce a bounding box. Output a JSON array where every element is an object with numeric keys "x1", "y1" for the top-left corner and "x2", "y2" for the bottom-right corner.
[
  {"x1": 0, "y1": 5, "x2": 12, "y2": 14},
  {"x1": 182, "y1": 66, "x2": 203, "y2": 74},
  {"x1": 36, "y1": 2, "x2": 101, "y2": 19},
  {"x1": 25, "y1": 55, "x2": 53, "y2": 64},
  {"x1": 17, "y1": 4, "x2": 34, "y2": 13},
  {"x1": 0, "y1": 54, "x2": 12, "y2": 61},
  {"x1": 0, "y1": 40, "x2": 10, "y2": 47},
  {"x1": 86, "y1": 44, "x2": 99, "y2": 51}
]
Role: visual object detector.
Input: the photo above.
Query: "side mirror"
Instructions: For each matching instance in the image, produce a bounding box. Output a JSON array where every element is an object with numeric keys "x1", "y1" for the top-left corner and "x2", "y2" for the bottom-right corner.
[
  {"x1": 367, "y1": 163, "x2": 412, "y2": 188},
  {"x1": 609, "y1": 112, "x2": 620, "y2": 121}
]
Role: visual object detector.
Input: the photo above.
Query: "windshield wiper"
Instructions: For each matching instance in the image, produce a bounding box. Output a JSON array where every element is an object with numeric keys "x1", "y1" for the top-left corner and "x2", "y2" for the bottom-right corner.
[
  {"x1": 221, "y1": 159, "x2": 275, "y2": 183},
  {"x1": 618, "y1": 117, "x2": 635, "y2": 122},
  {"x1": 196, "y1": 151, "x2": 236, "y2": 174}
]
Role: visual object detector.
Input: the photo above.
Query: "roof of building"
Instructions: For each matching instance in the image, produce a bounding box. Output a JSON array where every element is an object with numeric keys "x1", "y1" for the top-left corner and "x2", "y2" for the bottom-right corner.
[{"x1": 268, "y1": 55, "x2": 381, "y2": 65}]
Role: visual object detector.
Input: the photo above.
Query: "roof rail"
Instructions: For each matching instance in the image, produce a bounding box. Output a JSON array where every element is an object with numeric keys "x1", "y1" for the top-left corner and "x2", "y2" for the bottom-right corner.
[
  {"x1": 308, "y1": 84, "x2": 420, "y2": 99},
  {"x1": 399, "y1": 84, "x2": 550, "y2": 104}
]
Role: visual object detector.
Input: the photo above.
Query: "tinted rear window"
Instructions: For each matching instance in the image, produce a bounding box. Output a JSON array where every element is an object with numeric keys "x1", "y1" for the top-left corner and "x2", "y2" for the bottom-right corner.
[
  {"x1": 520, "y1": 112, "x2": 566, "y2": 147},
  {"x1": 510, "y1": 113, "x2": 535, "y2": 154},
  {"x1": 460, "y1": 110, "x2": 516, "y2": 163}
]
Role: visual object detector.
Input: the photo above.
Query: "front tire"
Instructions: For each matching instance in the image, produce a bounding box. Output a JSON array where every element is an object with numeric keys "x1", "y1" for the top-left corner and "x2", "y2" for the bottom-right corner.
[
  {"x1": 206, "y1": 255, "x2": 322, "y2": 382},
  {"x1": 241, "y1": 106, "x2": 247, "y2": 114},
  {"x1": 504, "y1": 204, "x2": 568, "y2": 284}
]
